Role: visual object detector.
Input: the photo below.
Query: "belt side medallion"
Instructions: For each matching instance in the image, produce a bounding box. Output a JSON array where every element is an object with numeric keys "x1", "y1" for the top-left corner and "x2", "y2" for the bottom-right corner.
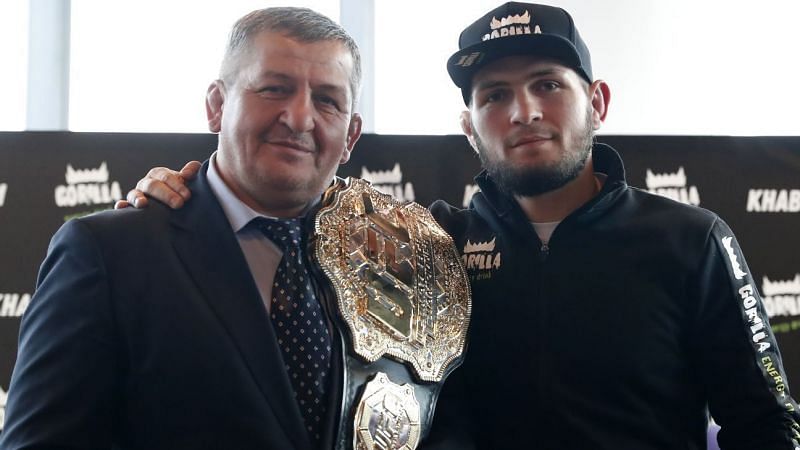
[{"x1": 354, "y1": 372, "x2": 421, "y2": 450}]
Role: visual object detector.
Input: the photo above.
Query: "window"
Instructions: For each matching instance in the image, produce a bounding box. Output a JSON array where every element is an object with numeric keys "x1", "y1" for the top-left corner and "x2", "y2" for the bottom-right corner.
[
  {"x1": 372, "y1": 0, "x2": 800, "y2": 136},
  {"x1": 0, "y1": 2, "x2": 29, "y2": 131},
  {"x1": 373, "y1": 1, "x2": 498, "y2": 135},
  {"x1": 69, "y1": 1, "x2": 339, "y2": 132}
]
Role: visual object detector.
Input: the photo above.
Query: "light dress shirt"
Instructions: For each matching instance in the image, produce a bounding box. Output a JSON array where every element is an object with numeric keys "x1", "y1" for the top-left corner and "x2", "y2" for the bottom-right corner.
[{"x1": 206, "y1": 153, "x2": 313, "y2": 312}]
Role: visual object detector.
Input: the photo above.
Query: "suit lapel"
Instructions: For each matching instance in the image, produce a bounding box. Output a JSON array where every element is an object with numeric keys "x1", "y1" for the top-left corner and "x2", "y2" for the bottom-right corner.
[{"x1": 169, "y1": 162, "x2": 312, "y2": 450}]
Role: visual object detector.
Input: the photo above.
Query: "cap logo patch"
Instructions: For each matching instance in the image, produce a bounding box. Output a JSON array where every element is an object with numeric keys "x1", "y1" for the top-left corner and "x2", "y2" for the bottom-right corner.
[
  {"x1": 483, "y1": 10, "x2": 541, "y2": 41},
  {"x1": 455, "y1": 52, "x2": 483, "y2": 67},
  {"x1": 490, "y1": 10, "x2": 531, "y2": 29}
]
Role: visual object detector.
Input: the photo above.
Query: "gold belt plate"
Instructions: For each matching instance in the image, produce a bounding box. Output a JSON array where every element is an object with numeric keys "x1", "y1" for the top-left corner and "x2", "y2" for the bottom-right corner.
[{"x1": 314, "y1": 177, "x2": 471, "y2": 382}]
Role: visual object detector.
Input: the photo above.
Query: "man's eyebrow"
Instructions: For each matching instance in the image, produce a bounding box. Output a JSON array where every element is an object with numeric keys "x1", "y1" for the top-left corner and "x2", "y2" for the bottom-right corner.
[
  {"x1": 314, "y1": 83, "x2": 348, "y2": 95},
  {"x1": 473, "y1": 79, "x2": 508, "y2": 92},
  {"x1": 259, "y1": 71, "x2": 292, "y2": 81},
  {"x1": 527, "y1": 67, "x2": 562, "y2": 78},
  {"x1": 258, "y1": 72, "x2": 347, "y2": 94},
  {"x1": 474, "y1": 67, "x2": 566, "y2": 92}
]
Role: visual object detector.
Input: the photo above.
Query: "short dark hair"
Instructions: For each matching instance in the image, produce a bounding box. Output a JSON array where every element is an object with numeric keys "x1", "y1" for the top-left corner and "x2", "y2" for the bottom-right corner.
[{"x1": 220, "y1": 7, "x2": 362, "y2": 109}]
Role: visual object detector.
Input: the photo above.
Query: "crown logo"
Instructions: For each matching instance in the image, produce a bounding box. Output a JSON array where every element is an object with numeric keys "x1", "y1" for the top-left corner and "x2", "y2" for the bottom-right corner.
[
  {"x1": 762, "y1": 274, "x2": 800, "y2": 296},
  {"x1": 721, "y1": 236, "x2": 747, "y2": 280},
  {"x1": 464, "y1": 237, "x2": 496, "y2": 253},
  {"x1": 361, "y1": 163, "x2": 403, "y2": 184},
  {"x1": 490, "y1": 10, "x2": 531, "y2": 30},
  {"x1": 65, "y1": 162, "x2": 110, "y2": 184},
  {"x1": 645, "y1": 167, "x2": 687, "y2": 189}
]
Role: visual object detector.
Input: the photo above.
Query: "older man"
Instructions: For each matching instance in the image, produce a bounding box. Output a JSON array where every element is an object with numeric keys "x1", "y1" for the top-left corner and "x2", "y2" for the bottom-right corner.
[{"x1": 1, "y1": 7, "x2": 361, "y2": 450}]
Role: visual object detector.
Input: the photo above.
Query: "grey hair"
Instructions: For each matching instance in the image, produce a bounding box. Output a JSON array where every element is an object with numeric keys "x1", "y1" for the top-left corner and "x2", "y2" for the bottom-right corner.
[{"x1": 219, "y1": 7, "x2": 362, "y2": 110}]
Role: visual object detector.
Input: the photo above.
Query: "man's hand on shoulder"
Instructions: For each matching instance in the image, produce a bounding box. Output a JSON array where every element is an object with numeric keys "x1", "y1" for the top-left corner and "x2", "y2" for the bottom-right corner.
[{"x1": 114, "y1": 161, "x2": 201, "y2": 210}]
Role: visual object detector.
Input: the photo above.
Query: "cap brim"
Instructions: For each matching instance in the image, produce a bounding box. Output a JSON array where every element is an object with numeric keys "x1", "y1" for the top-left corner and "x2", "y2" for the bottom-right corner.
[{"x1": 447, "y1": 33, "x2": 588, "y2": 91}]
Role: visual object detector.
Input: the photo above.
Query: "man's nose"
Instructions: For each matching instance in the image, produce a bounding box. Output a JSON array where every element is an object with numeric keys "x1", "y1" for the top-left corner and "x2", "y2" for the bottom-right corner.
[
  {"x1": 510, "y1": 92, "x2": 543, "y2": 125},
  {"x1": 279, "y1": 92, "x2": 315, "y2": 133}
]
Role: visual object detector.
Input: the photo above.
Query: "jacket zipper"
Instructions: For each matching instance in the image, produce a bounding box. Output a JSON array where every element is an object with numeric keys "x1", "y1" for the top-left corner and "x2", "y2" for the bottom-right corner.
[
  {"x1": 535, "y1": 238, "x2": 548, "y2": 431},
  {"x1": 539, "y1": 242, "x2": 550, "y2": 262}
]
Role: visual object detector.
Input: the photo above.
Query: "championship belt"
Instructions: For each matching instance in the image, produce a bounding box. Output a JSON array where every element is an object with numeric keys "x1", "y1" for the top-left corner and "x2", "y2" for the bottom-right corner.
[{"x1": 313, "y1": 177, "x2": 471, "y2": 450}]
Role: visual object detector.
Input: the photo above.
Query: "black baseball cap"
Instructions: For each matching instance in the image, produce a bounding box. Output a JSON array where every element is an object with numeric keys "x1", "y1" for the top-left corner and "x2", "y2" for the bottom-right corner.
[{"x1": 447, "y1": 2, "x2": 593, "y2": 105}]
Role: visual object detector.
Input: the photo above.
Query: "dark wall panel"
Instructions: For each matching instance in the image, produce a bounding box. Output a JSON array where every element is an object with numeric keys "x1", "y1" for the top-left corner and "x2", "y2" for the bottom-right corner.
[{"x1": 0, "y1": 132, "x2": 797, "y2": 431}]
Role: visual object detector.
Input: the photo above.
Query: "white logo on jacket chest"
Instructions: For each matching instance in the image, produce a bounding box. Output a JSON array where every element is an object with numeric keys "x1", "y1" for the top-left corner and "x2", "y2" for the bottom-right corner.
[{"x1": 461, "y1": 237, "x2": 502, "y2": 280}]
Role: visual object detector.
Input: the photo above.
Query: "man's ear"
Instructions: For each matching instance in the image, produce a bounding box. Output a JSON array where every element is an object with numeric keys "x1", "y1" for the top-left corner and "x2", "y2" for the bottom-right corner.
[
  {"x1": 206, "y1": 80, "x2": 225, "y2": 133},
  {"x1": 340, "y1": 113, "x2": 363, "y2": 164},
  {"x1": 589, "y1": 80, "x2": 611, "y2": 130},
  {"x1": 459, "y1": 110, "x2": 479, "y2": 153}
]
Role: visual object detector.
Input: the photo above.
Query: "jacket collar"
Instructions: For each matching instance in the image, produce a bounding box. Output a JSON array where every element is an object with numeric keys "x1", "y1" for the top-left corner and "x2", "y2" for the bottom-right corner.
[
  {"x1": 472, "y1": 143, "x2": 629, "y2": 234},
  {"x1": 169, "y1": 161, "x2": 315, "y2": 450}
]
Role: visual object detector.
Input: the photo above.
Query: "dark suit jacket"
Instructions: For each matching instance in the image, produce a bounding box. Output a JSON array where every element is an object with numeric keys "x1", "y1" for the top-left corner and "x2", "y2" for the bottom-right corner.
[{"x1": 0, "y1": 162, "x2": 341, "y2": 450}]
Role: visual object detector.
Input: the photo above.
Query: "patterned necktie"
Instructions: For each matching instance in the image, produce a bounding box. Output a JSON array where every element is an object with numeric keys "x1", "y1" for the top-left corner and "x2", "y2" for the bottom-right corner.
[{"x1": 257, "y1": 217, "x2": 332, "y2": 446}]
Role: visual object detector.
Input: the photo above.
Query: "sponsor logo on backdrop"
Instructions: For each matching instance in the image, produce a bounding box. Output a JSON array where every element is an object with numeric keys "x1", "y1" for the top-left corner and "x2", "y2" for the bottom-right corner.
[
  {"x1": 1, "y1": 384, "x2": 6, "y2": 431},
  {"x1": 54, "y1": 162, "x2": 122, "y2": 208},
  {"x1": 746, "y1": 189, "x2": 800, "y2": 213},
  {"x1": 0, "y1": 292, "x2": 31, "y2": 317},
  {"x1": 462, "y1": 237, "x2": 502, "y2": 281},
  {"x1": 645, "y1": 167, "x2": 700, "y2": 206},
  {"x1": 462, "y1": 184, "x2": 479, "y2": 208},
  {"x1": 0, "y1": 182, "x2": 7, "y2": 207},
  {"x1": 360, "y1": 163, "x2": 415, "y2": 202},
  {"x1": 762, "y1": 275, "x2": 800, "y2": 319}
]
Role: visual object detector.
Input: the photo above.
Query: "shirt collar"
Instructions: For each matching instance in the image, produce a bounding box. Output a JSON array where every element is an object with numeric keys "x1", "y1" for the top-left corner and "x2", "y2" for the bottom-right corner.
[
  {"x1": 207, "y1": 152, "x2": 263, "y2": 233},
  {"x1": 206, "y1": 152, "x2": 322, "y2": 232}
]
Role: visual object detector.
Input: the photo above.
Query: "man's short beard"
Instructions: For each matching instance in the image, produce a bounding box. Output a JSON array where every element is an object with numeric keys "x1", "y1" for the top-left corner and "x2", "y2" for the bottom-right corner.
[{"x1": 475, "y1": 106, "x2": 595, "y2": 197}]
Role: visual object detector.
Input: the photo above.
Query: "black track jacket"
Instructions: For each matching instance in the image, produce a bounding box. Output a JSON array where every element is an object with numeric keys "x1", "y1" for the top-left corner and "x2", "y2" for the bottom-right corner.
[{"x1": 425, "y1": 144, "x2": 800, "y2": 450}]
